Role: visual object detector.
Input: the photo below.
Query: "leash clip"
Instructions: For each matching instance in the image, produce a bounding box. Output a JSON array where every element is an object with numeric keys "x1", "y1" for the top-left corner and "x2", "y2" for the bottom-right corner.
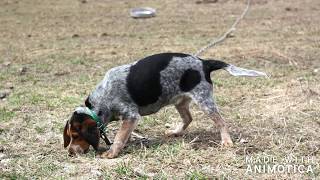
[{"x1": 100, "y1": 130, "x2": 112, "y2": 145}]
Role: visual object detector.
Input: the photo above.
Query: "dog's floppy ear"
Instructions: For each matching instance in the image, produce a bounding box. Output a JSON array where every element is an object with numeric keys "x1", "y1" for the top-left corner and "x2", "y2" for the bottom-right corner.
[
  {"x1": 63, "y1": 120, "x2": 71, "y2": 148},
  {"x1": 81, "y1": 118, "x2": 100, "y2": 150}
]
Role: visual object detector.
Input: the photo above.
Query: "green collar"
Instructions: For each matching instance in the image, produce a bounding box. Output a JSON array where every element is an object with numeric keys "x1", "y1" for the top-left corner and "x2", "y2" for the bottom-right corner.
[
  {"x1": 87, "y1": 108, "x2": 106, "y2": 132},
  {"x1": 76, "y1": 107, "x2": 106, "y2": 132},
  {"x1": 86, "y1": 107, "x2": 112, "y2": 145}
]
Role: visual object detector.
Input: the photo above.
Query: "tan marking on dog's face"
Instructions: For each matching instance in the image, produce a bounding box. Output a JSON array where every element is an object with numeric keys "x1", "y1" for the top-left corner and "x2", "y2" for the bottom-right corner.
[
  {"x1": 66, "y1": 122, "x2": 90, "y2": 155},
  {"x1": 63, "y1": 111, "x2": 101, "y2": 156}
]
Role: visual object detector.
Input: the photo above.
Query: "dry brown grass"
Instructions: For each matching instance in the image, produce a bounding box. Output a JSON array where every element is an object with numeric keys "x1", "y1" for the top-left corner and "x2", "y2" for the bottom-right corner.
[{"x1": 0, "y1": 0, "x2": 319, "y2": 179}]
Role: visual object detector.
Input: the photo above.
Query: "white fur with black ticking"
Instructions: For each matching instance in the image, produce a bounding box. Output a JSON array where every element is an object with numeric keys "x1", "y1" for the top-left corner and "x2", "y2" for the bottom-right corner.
[{"x1": 83, "y1": 53, "x2": 266, "y2": 124}]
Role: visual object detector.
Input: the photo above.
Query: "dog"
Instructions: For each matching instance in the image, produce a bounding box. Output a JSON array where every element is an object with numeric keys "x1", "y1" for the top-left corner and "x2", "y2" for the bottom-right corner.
[{"x1": 63, "y1": 53, "x2": 266, "y2": 158}]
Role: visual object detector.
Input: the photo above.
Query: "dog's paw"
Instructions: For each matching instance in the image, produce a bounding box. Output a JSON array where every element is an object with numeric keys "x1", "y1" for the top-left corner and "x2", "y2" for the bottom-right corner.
[
  {"x1": 221, "y1": 139, "x2": 234, "y2": 147},
  {"x1": 99, "y1": 150, "x2": 118, "y2": 159},
  {"x1": 165, "y1": 129, "x2": 184, "y2": 137}
]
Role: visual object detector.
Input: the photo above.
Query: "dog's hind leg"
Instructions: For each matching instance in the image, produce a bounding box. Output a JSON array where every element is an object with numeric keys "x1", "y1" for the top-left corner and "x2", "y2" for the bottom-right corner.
[
  {"x1": 165, "y1": 97, "x2": 192, "y2": 137},
  {"x1": 192, "y1": 84, "x2": 233, "y2": 147},
  {"x1": 210, "y1": 110, "x2": 233, "y2": 147}
]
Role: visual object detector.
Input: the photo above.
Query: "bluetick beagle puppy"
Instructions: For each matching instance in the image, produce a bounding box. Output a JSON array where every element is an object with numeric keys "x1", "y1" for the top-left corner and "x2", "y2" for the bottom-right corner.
[{"x1": 63, "y1": 53, "x2": 266, "y2": 158}]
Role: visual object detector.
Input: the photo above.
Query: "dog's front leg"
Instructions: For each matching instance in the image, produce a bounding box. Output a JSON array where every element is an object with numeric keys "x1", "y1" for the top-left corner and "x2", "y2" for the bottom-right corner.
[{"x1": 100, "y1": 120, "x2": 138, "y2": 158}]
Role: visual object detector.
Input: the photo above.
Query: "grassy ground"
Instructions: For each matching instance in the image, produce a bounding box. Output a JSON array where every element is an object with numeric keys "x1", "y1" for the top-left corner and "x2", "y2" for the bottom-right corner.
[{"x1": 0, "y1": 0, "x2": 319, "y2": 179}]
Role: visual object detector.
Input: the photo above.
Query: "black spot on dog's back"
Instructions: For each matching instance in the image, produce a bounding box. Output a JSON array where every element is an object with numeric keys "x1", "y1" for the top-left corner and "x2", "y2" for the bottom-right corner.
[
  {"x1": 179, "y1": 69, "x2": 201, "y2": 92},
  {"x1": 127, "y1": 53, "x2": 190, "y2": 106}
]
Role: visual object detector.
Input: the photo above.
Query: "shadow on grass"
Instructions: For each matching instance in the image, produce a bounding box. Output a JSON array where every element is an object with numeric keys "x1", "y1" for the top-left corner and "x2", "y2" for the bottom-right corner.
[
  {"x1": 128, "y1": 129, "x2": 222, "y2": 149},
  {"x1": 95, "y1": 128, "x2": 264, "y2": 158},
  {"x1": 123, "y1": 129, "x2": 263, "y2": 155}
]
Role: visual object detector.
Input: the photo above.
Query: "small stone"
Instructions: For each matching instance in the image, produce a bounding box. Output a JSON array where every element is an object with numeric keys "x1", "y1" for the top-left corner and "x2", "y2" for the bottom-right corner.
[
  {"x1": 0, "y1": 153, "x2": 7, "y2": 159},
  {"x1": 0, "y1": 90, "x2": 10, "y2": 99},
  {"x1": 3, "y1": 61, "x2": 11, "y2": 67},
  {"x1": 19, "y1": 67, "x2": 27, "y2": 75},
  {"x1": 313, "y1": 69, "x2": 319, "y2": 73},
  {"x1": 72, "y1": 34, "x2": 80, "y2": 38},
  {"x1": 226, "y1": 33, "x2": 235, "y2": 38},
  {"x1": 285, "y1": 7, "x2": 292, "y2": 11},
  {"x1": 165, "y1": 123, "x2": 171, "y2": 128},
  {"x1": 285, "y1": 7, "x2": 298, "y2": 11},
  {"x1": 6, "y1": 83, "x2": 14, "y2": 89},
  {"x1": 240, "y1": 138, "x2": 248, "y2": 144},
  {"x1": 91, "y1": 169, "x2": 102, "y2": 177},
  {"x1": 1, "y1": 158, "x2": 11, "y2": 166},
  {"x1": 100, "y1": 33, "x2": 108, "y2": 37}
]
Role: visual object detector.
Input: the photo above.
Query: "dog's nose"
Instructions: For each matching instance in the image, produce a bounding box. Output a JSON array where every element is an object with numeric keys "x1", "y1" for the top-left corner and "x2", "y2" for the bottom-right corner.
[
  {"x1": 68, "y1": 145, "x2": 84, "y2": 156},
  {"x1": 68, "y1": 147, "x2": 77, "y2": 156},
  {"x1": 68, "y1": 151, "x2": 76, "y2": 157}
]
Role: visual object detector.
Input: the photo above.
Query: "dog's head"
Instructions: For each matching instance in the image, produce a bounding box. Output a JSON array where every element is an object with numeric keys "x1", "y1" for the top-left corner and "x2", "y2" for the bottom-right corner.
[{"x1": 63, "y1": 108, "x2": 100, "y2": 156}]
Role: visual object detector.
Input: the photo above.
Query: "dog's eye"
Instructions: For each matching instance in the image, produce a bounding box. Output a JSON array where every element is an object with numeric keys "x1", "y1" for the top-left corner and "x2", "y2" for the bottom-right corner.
[
  {"x1": 73, "y1": 127, "x2": 81, "y2": 133},
  {"x1": 72, "y1": 134, "x2": 79, "y2": 139}
]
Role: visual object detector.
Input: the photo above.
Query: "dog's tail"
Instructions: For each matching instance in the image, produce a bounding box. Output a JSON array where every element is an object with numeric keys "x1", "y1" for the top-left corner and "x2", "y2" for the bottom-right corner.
[{"x1": 203, "y1": 59, "x2": 268, "y2": 77}]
